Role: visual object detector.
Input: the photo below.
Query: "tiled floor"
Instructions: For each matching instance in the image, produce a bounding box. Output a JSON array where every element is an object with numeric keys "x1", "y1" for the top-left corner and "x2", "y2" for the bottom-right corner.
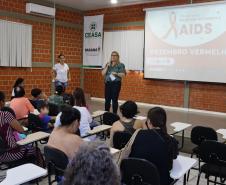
[{"x1": 89, "y1": 99, "x2": 226, "y2": 142}]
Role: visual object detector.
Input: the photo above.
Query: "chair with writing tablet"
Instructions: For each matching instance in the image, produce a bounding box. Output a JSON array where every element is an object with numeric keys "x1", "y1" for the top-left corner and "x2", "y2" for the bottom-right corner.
[
  {"x1": 120, "y1": 158, "x2": 160, "y2": 185},
  {"x1": 103, "y1": 112, "x2": 120, "y2": 126},
  {"x1": 197, "y1": 140, "x2": 226, "y2": 185},
  {"x1": 44, "y1": 146, "x2": 69, "y2": 185},
  {"x1": 113, "y1": 131, "x2": 132, "y2": 150},
  {"x1": 102, "y1": 112, "x2": 120, "y2": 139},
  {"x1": 187, "y1": 126, "x2": 218, "y2": 181}
]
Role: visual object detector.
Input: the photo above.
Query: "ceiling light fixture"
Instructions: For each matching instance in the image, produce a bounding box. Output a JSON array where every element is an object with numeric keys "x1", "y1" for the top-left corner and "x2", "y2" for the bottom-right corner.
[{"x1": 111, "y1": 0, "x2": 118, "y2": 4}]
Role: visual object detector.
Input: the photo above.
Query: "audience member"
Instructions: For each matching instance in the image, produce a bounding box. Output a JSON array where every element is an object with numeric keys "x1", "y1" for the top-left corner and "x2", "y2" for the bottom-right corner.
[
  {"x1": 63, "y1": 142, "x2": 120, "y2": 185},
  {"x1": 109, "y1": 101, "x2": 143, "y2": 146},
  {"x1": 48, "y1": 85, "x2": 64, "y2": 106},
  {"x1": 48, "y1": 105, "x2": 83, "y2": 160},
  {"x1": 11, "y1": 78, "x2": 24, "y2": 98},
  {"x1": 73, "y1": 87, "x2": 94, "y2": 135},
  {"x1": 1, "y1": 107, "x2": 26, "y2": 141},
  {"x1": 0, "y1": 91, "x2": 42, "y2": 166},
  {"x1": 63, "y1": 93, "x2": 75, "y2": 106},
  {"x1": 129, "y1": 107, "x2": 179, "y2": 185},
  {"x1": 37, "y1": 101, "x2": 53, "y2": 131},
  {"x1": 30, "y1": 88, "x2": 47, "y2": 109},
  {"x1": 10, "y1": 86, "x2": 34, "y2": 120},
  {"x1": 55, "y1": 88, "x2": 92, "y2": 138}
]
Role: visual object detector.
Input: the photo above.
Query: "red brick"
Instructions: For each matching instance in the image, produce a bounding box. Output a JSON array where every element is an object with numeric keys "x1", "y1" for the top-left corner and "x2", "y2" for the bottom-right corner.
[{"x1": 84, "y1": 0, "x2": 226, "y2": 112}]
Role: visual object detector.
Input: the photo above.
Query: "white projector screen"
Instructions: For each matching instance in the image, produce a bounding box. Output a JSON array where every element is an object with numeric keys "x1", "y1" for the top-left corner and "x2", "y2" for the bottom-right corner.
[{"x1": 144, "y1": 1, "x2": 226, "y2": 83}]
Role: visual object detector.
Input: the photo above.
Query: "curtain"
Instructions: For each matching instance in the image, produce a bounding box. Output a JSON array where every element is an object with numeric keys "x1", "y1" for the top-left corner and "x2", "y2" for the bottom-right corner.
[
  {"x1": 103, "y1": 30, "x2": 144, "y2": 71},
  {"x1": 0, "y1": 20, "x2": 32, "y2": 67}
]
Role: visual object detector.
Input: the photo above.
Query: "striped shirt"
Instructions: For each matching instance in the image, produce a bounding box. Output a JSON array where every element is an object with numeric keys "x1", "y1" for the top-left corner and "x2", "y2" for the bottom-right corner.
[{"x1": 0, "y1": 111, "x2": 35, "y2": 162}]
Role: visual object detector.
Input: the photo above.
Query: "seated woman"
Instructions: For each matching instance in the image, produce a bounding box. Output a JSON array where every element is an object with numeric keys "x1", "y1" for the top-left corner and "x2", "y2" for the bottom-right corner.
[
  {"x1": 63, "y1": 142, "x2": 120, "y2": 185},
  {"x1": 109, "y1": 101, "x2": 143, "y2": 147},
  {"x1": 11, "y1": 77, "x2": 24, "y2": 99},
  {"x1": 1, "y1": 107, "x2": 26, "y2": 141},
  {"x1": 0, "y1": 91, "x2": 40, "y2": 165},
  {"x1": 73, "y1": 87, "x2": 94, "y2": 136},
  {"x1": 10, "y1": 86, "x2": 34, "y2": 120},
  {"x1": 55, "y1": 88, "x2": 92, "y2": 138},
  {"x1": 47, "y1": 105, "x2": 83, "y2": 160},
  {"x1": 129, "y1": 107, "x2": 179, "y2": 185},
  {"x1": 30, "y1": 88, "x2": 47, "y2": 109},
  {"x1": 48, "y1": 85, "x2": 64, "y2": 106}
]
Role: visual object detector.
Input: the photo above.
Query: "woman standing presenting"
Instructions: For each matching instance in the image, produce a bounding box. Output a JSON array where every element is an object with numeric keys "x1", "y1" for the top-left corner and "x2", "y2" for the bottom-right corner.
[
  {"x1": 52, "y1": 53, "x2": 71, "y2": 91},
  {"x1": 102, "y1": 51, "x2": 126, "y2": 114}
]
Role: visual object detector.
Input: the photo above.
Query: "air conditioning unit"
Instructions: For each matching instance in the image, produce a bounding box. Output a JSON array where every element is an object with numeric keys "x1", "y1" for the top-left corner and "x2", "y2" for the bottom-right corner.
[{"x1": 26, "y1": 3, "x2": 56, "y2": 18}]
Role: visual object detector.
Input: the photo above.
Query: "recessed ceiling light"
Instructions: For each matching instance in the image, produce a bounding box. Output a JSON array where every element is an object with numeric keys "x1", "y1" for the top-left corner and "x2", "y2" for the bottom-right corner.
[{"x1": 111, "y1": 0, "x2": 118, "y2": 4}]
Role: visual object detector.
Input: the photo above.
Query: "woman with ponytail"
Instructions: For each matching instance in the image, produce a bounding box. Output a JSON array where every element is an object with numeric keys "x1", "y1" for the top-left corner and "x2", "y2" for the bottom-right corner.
[{"x1": 129, "y1": 107, "x2": 178, "y2": 185}]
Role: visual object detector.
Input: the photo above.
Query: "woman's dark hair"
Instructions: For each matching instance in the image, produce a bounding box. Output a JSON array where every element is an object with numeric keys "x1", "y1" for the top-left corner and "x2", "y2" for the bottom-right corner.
[
  {"x1": 60, "y1": 105, "x2": 81, "y2": 127},
  {"x1": 14, "y1": 86, "x2": 25, "y2": 98},
  {"x1": 0, "y1": 91, "x2": 5, "y2": 102},
  {"x1": 31, "y1": 88, "x2": 42, "y2": 98},
  {"x1": 120, "y1": 101, "x2": 138, "y2": 119},
  {"x1": 147, "y1": 107, "x2": 167, "y2": 134},
  {"x1": 1, "y1": 107, "x2": 16, "y2": 118},
  {"x1": 13, "y1": 78, "x2": 24, "y2": 88},
  {"x1": 73, "y1": 88, "x2": 86, "y2": 107},
  {"x1": 147, "y1": 107, "x2": 179, "y2": 170},
  {"x1": 55, "y1": 85, "x2": 64, "y2": 96},
  {"x1": 63, "y1": 93, "x2": 75, "y2": 106},
  {"x1": 58, "y1": 53, "x2": 65, "y2": 58}
]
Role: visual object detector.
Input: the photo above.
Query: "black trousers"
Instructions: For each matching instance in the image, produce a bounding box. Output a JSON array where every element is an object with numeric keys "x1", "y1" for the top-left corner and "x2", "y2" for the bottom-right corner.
[{"x1": 105, "y1": 81, "x2": 121, "y2": 114}]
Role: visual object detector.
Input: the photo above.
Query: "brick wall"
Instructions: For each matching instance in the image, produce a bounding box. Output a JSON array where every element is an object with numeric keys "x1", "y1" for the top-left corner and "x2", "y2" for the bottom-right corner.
[
  {"x1": 1, "y1": 0, "x2": 226, "y2": 112},
  {"x1": 0, "y1": 68, "x2": 51, "y2": 97},
  {"x1": 55, "y1": 27, "x2": 82, "y2": 64},
  {"x1": 0, "y1": 0, "x2": 82, "y2": 100},
  {"x1": 84, "y1": 0, "x2": 226, "y2": 113},
  {"x1": 55, "y1": 22, "x2": 83, "y2": 93}
]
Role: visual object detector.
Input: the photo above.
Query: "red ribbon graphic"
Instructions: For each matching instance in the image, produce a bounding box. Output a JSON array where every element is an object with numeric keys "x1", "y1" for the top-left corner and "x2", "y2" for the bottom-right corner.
[{"x1": 163, "y1": 12, "x2": 178, "y2": 39}]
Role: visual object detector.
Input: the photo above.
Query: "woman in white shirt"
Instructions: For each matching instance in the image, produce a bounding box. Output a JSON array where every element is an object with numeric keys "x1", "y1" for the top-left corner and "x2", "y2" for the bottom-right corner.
[
  {"x1": 73, "y1": 88, "x2": 93, "y2": 135},
  {"x1": 54, "y1": 88, "x2": 94, "y2": 139},
  {"x1": 52, "y1": 53, "x2": 71, "y2": 91}
]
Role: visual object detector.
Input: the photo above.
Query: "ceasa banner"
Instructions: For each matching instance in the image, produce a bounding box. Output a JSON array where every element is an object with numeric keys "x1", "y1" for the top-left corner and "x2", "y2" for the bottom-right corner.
[{"x1": 83, "y1": 15, "x2": 104, "y2": 67}]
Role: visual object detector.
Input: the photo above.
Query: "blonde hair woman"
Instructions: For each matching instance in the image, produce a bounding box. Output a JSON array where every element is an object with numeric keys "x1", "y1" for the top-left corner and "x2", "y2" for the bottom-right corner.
[{"x1": 102, "y1": 51, "x2": 126, "y2": 114}]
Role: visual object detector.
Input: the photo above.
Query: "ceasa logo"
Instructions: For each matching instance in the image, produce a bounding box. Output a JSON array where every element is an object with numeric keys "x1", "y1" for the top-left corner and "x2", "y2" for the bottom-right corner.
[
  {"x1": 148, "y1": 4, "x2": 226, "y2": 47},
  {"x1": 85, "y1": 22, "x2": 102, "y2": 38}
]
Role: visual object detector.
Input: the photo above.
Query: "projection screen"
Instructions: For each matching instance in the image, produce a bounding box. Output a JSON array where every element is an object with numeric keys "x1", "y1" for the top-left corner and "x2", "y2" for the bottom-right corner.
[{"x1": 144, "y1": 1, "x2": 226, "y2": 83}]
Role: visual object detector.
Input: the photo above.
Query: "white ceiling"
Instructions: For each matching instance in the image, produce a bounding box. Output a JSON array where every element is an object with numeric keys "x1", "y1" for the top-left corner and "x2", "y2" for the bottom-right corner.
[{"x1": 51, "y1": 0, "x2": 166, "y2": 11}]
